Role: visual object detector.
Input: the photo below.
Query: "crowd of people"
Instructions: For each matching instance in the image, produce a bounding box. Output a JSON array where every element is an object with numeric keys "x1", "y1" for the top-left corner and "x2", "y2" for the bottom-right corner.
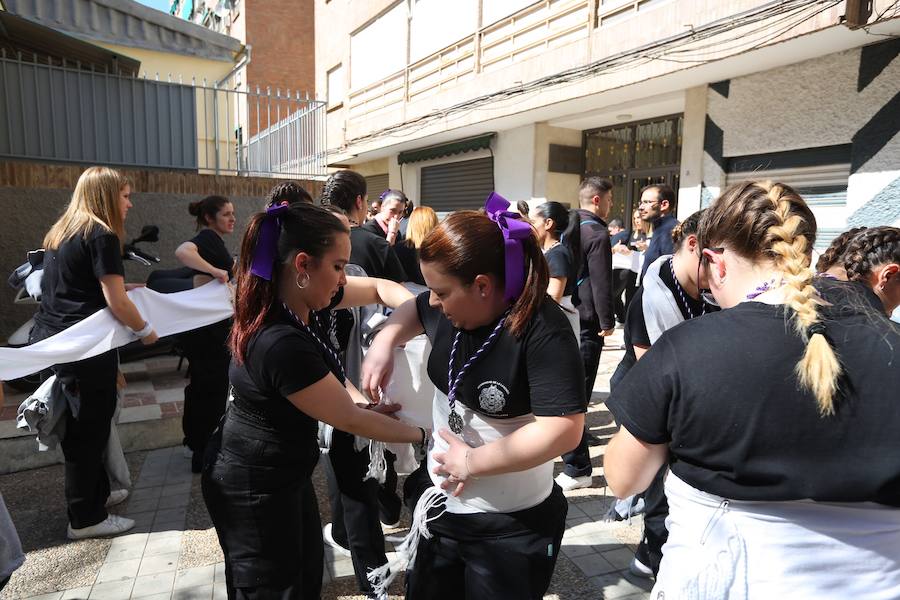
[{"x1": 1, "y1": 163, "x2": 898, "y2": 600}]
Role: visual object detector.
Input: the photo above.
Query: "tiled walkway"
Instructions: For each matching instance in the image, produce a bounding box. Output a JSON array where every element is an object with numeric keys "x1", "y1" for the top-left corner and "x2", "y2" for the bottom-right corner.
[{"x1": 10, "y1": 329, "x2": 654, "y2": 599}]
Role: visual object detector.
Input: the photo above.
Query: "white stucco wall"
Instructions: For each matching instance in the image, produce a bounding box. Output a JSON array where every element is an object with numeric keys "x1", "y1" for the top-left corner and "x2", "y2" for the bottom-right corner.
[{"x1": 703, "y1": 41, "x2": 900, "y2": 232}]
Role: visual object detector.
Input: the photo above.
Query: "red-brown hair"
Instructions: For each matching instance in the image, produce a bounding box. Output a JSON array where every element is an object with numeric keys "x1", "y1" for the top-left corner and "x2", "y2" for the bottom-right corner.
[
  {"x1": 229, "y1": 204, "x2": 348, "y2": 363},
  {"x1": 419, "y1": 210, "x2": 548, "y2": 337}
]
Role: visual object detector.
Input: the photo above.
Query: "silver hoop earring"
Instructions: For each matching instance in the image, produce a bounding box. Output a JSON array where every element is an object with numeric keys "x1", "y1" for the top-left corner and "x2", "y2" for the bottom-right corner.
[{"x1": 296, "y1": 272, "x2": 310, "y2": 289}]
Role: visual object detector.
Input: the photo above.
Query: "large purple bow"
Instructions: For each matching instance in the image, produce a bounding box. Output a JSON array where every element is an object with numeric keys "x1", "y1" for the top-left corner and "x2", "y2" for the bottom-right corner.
[
  {"x1": 250, "y1": 202, "x2": 289, "y2": 280},
  {"x1": 484, "y1": 192, "x2": 532, "y2": 302}
]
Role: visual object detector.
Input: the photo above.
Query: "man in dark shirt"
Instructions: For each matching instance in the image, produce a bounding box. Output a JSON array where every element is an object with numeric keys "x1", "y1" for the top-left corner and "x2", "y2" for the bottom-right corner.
[
  {"x1": 638, "y1": 184, "x2": 679, "y2": 279},
  {"x1": 557, "y1": 177, "x2": 616, "y2": 491},
  {"x1": 328, "y1": 188, "x2": 407, "y2": 282}
]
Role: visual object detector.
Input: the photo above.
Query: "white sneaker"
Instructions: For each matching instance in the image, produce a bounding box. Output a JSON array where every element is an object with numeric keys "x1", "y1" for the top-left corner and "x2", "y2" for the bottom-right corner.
[
  {"x1": 629, "y1": 556, "x2": 654, "y2": 579},
  {"x1": 555, "y1": 473, "x2": 593, "y2": 491},
  {"x1": 105, "y1": 489, "x2": 129, "y2": 508},
  {"x1": 322, "y1": 522, "x2": 351, "y2": 557},
  {"x1": 182, "y1": 446, "x2": 193, "y2": 459},
  {"x1": 67, "y1": 514, "x2": 135, "y2": 540}
]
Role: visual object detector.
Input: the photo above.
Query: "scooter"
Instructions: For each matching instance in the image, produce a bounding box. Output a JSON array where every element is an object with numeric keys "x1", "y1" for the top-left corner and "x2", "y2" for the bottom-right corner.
[{"x1": 5, "y1": 225, "x2": 182, "y2": 392}]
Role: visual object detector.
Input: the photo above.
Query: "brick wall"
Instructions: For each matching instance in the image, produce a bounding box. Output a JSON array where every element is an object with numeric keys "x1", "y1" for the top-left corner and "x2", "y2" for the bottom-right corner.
[{"x1": 245, "y1": 0, "x2": 316, "y2": 98}]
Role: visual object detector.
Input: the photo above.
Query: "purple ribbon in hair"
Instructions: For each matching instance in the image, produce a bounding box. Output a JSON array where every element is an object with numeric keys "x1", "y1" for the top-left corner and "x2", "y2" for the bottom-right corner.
[
  {"x1": 484, "y1": 192, "x2": 531, "y2": 302},
  {"x1": 250, "y1": 202, "x2": 289, "y2": 280}
]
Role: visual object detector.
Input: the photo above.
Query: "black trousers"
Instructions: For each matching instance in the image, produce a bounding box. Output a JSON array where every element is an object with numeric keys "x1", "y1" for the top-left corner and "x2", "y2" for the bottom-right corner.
[
  {"x1": 54, "y1": 349, "x2": 119, "y2": 529},
  {"x1": 561, "y1": 320, "x2": 605, "y2": 478},
  {"x1": 180, "y1": 320, "x2": 231, "y2": 456},
  {"x1": 612, "y1": 269, "x2": 638, "y2": 323},
  {"x1": 202, "y1": 421, "x2": 323, "y2": 600},
  {"x1": 326, "y1": 430, "x2": 389, "y2": 597},
  {"x1": 404, "y1": 470, "x2": 568, "y2": 600},
  {"x1": 635, "y1": 464, "x2": 669, "y2": 575}
]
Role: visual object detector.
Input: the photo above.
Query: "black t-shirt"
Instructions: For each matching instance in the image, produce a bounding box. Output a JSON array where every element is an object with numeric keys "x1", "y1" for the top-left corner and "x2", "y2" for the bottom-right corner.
[
  {"x1": 395, "y1": 242, "x2": 424, "y2": 286},
  {"x1": 227, "y1": 293, "x2": 346, "y2": 469},
  {"x1": 607, "y1": 279, "x2": 900, "y2": 506},
  {"x1": 415, "y1": 292, "x2": 586, "y2": 419},
  {"x1": 189, "y1": 229, "x2": 234, "y2": 279},
  {"x1": 545, "y1": 244, "x2": 576, "y2": 297},
  {"x1": 35, "y1": 226, "x2": 125, "y2": 335},
  {"x1": 349, "y1": 227, "x2": 407, "y2": 282}
]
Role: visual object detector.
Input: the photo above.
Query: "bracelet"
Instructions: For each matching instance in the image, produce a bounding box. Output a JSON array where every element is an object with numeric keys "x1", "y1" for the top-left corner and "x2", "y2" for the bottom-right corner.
[
  {"x1": 130, "y1": 321, "x2": 153, "y2": 339},
  {"x1": 418, "y1": 427, "x2": 427, "y2": 446},
  {"x1": 465, "y1": 450, "x2": 479, "y2": 480}
]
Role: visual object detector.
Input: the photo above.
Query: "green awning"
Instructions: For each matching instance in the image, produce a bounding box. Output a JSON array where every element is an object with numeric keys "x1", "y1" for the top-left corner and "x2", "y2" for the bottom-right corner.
[{"x1": 398, "y1": 133, "x2": 496, "y2": 165}]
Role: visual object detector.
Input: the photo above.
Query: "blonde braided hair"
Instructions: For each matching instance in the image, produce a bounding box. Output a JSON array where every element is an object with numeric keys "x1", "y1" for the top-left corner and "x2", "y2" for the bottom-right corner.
[
  {"x1": 699, "y1": 181, "x2": 842, "y2": 415},
  {"x1": 762, "y1": 183, "x2": 842, "y2": 415}
]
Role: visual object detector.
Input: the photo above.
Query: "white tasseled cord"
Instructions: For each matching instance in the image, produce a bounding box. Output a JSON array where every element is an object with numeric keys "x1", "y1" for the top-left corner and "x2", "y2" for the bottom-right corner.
[
  {"x1": 366, "y1": 486, "x2": 447, "y2": 596},
  {"x1": 365, "y1": 440, "x2": 388, "y2": 483}
]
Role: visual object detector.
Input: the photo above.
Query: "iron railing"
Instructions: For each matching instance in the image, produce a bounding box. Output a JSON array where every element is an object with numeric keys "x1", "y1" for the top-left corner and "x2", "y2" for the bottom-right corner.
[{"x1": 0, "y1": 51, "x2": 327, "y2": 178}]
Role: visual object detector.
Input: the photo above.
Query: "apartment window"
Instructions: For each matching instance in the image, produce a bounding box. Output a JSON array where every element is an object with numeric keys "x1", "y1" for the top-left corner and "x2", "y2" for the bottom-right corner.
[
  {"x1": 327, "y1": 64, "x2": 346, "y2": 109},
  {"x1": 350, "y1": 2, "x2": 408, "y2": 90},
  {"x1": 410, "y1": 0, "x2": 477, "y2": 62}
]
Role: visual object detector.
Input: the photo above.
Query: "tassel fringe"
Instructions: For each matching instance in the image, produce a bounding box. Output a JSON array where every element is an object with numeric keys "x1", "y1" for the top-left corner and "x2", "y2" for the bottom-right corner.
[
  {"x1": 364, "y1": 440, "x2": 388, "y2": 483},
  {"x1": 367, "y1": 486, "x2": 446, "y2": 596}
]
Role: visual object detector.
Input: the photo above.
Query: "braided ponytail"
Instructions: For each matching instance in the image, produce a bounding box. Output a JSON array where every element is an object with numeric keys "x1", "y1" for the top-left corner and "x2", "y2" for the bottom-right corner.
[
  {"x1": 815, "y1": 227, "x2": 866, "y2": 273},
  {"x1": 762, "y1": 184, "x2": 841, "y2": 415},
  {"x1": 700, "y1": 181, "x2": 842, "y2": 415},
  {"x1": 843, "y1": 226, "x2": 900, "y2": 283}
]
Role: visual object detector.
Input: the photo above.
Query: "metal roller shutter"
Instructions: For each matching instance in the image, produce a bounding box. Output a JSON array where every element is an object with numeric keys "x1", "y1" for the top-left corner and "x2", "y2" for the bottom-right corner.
[
  {"x1": 420, "y1": 157, "x2": 494, "y2": 213},
  {"x1": 365, "y1": 173, "x2": 390, "y2": 198}
]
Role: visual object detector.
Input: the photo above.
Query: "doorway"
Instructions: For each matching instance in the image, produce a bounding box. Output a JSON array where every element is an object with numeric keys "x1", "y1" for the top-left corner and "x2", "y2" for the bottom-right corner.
[{"x1": 583, "y1": 115, "x2": 683, "y2": 229}]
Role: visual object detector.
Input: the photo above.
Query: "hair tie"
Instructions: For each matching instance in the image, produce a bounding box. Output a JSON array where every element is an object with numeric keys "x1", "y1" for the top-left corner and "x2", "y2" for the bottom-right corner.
[
  {"x1": 250, "y1": 202, "x2": 290, "y2": 280},
  {"x1": 807, "y1": 322, "x2": 827, "y2": 338},
  {"x1": 484, "y1": 192, "x2": 532, "y2": 302}
]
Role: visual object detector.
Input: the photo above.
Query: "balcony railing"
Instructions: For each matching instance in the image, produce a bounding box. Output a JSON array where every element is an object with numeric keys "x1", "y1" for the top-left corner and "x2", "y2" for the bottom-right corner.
[
  {"x1": 0, "y1": 51, "x2": 327, "y2": 178},
  {"x1": 347, "y1": 0, "x2": 592, "y2": 120}
]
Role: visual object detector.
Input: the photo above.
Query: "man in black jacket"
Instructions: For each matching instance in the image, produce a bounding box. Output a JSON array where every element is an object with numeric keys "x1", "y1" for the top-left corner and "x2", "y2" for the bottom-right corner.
[
  {"x1": 638, "y1": 184, "x2": 678, "y2": 278},
  {"x1": 556, "y1": 177, "x2": 616, "y2": 491}
]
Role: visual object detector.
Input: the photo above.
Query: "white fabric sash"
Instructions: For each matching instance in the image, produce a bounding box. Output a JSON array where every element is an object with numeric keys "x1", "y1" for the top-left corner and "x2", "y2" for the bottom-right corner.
[
  {"x1": 429, "y1": 389, "x2": 553, "y2": 514},
  {"x1": 0, "y1": 282, "x2": 234, "y2": 381},
  {"x1": 654, "y1": 472, "x2": 900, "y2": 600},
  {"x1": 641, "y1": 254, "x2": 684, "y2": 344}
]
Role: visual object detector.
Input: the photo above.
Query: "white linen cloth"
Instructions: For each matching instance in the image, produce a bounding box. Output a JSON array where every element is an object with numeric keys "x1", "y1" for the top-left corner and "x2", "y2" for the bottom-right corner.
[
  {"x1": 654, "y1": 472, "x2": 900, "y2": 600},
  {"x1": 0, "y1": 281, "x2": 233, "y2": 381}
]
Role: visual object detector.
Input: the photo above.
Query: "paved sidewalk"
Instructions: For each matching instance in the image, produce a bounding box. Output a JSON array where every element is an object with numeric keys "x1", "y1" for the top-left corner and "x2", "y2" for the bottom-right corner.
[{"x1": 5, "y1": 328, "x2": 653, "y2": 599}]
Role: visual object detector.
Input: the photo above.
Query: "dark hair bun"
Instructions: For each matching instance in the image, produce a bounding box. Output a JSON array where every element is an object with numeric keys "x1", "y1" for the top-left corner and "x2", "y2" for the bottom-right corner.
[{"x1": 188, "y1": 200, "x2": 202, "y2": 216}]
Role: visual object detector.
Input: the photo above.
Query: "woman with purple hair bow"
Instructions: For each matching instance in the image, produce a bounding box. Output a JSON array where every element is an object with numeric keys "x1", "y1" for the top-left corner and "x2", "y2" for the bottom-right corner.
[
  {"x1": 200, "y1": 202, "x2": 425, "y2": 600},
  {"x1": 361, "y1": 193, "x2": 587, "y2": 599}
]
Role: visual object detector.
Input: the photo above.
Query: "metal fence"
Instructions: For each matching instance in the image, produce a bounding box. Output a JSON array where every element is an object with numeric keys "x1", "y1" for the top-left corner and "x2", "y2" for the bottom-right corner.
[{"x1": 0, "y1": 51, "x2": 327, "y2": 178}]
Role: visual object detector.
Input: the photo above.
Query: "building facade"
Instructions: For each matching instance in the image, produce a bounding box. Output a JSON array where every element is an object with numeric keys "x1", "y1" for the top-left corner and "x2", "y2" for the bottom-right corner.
[{"x1": 317, "y1": 0, "x2": 900, "y2": 244}]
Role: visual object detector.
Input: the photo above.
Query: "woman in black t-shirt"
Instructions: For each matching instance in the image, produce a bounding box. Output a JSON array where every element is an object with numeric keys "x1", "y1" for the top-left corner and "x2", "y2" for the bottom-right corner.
[
  {"x1": 530, "y1": 201, "x2": 581, "y2": 318},
  {"x1": 201, "y1": 203, "x2": 424, "y2": 600},
  {"x1": 174, "y1": 196, "x2": 237, "y2": 472},
  {"x1": 32, "y1": 167, "x2": 159, "y2": 540},
  {"x1": 362, "y1": 194, "x2": 586, "y2": 599},
  {"x1": 605, "y1": 182, "x2": 900, "y2": 598},
  {"x1": 395, "y1": 205, "x2": 438, "y2": 286}
]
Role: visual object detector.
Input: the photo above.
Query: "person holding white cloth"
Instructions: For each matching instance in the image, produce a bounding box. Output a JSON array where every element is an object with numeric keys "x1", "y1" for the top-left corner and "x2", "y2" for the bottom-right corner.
[
  {"x1": 30, "y1": 167, "x2": 158, "y2": 540},
  {"x1": 363, "y1": 193, "x2": 586, "y2": 599}
]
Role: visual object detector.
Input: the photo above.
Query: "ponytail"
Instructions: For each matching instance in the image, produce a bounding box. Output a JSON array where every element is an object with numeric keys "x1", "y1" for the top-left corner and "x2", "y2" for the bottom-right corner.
[
  {"x1": 230, "y1": 213, "x2": 277, "y2": 363},
  {"x1": 700, "y1": 181, "x2": 842, "y2": 415},
  {"x1": 562, "y1": 208, "x2": 582, "y2": 276}
]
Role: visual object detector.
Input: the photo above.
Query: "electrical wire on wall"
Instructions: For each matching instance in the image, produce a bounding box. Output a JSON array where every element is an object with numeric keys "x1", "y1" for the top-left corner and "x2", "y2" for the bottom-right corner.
[{"x1": 338, "y1": 0, "x2": 847, "y2": 150}]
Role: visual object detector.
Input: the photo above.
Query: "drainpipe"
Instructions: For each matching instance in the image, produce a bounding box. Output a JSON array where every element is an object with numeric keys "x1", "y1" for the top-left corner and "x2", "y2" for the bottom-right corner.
[{"x1": 216, "y1": 43, "x2": 251, "y2": 89}]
